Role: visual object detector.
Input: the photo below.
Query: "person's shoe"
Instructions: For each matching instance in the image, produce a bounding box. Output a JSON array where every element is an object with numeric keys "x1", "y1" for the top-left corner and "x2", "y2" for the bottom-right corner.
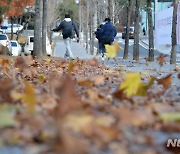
[
  {"x1": 64, "y1": 53, "x2": 70, "y2": 58},
  {"x1": 101, "y1": 56, "x2": 105, "y2": 61}
]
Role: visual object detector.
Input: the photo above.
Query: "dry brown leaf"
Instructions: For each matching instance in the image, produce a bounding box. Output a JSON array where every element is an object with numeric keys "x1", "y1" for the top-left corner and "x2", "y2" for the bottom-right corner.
[
  {"x1": 54, "y1": 126, "x2": 88, "y2": 154},
  {"x1": 156, "y1": 54, "x2": 167, "y2": 66},
  {"x1": 178, "y1": 73, "x2": 180, "y2": 79},
  {"x1": 0, "y1": 59, "x2": 10, "y2": 67},
  {"x1": 113, "y1": 89, "x2": 134, "y2": 104},
  {"x1": 156, "y1": 74, "x2": 172, "y2": 90},
  {"x1": 91, "y1": 75, "x2": 105, "y2": 86},
  {"x1": 77, "y1": 79, "x2": 93, "y2": 87},
  {"x1": 54, "y1": 75, "x2": 81, "y2": 117},
  {"x1": 86, "y1": 58, "x2": 100, "y2": 67},
  {"x1": 14, "y1": 56, "x2": 28, "y2": 71},
  {"x1": 0, "y1": 79, "x2": 15, "y2": 103}
]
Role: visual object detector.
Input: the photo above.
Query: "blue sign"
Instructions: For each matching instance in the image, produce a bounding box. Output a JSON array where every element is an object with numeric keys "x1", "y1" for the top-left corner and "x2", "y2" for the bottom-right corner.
[{"x1": 1, "y1": 26, "x2": 7, "y2": 30}]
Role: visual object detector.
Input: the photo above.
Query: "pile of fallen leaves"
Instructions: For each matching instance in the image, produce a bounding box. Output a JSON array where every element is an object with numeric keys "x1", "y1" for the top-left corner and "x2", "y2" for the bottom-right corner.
[{"x1": 0, "y1": 56, "x2": 180, "y2": 154}]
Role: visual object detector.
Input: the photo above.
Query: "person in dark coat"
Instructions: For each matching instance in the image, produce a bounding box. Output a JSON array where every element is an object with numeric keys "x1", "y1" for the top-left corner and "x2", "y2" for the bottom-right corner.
[
  {"x1": 95, "y1": 18, "x2": 117, "y2": 58},
  {"x1": 52, "y1": 14, "x2": 79, "y2": 59},
  {"x1": 95, "y1": 23, "x2": 104, "y2": 55}
]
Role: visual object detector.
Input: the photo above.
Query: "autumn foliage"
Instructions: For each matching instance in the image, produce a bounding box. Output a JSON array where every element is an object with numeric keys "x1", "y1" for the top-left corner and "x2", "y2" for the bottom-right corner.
[
  {"x1": 0, "y1": 56, "x2": 179, "y2": 153},
  {"x1": 0, "y1": 0, "x2": 34, "y2": 17}
]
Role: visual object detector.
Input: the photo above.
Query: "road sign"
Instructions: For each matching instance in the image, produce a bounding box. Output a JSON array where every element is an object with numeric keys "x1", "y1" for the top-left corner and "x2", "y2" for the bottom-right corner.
[{"x1": 1, "y1": 26, "x2": 7, "y2": 30}]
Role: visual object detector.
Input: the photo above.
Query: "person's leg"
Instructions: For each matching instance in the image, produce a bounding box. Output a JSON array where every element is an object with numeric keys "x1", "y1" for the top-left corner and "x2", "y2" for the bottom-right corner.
[
  {"x1": 63, "y1": 38, "x2": 74, "y2": 59},
  {"x1": 98, "y1": 39, "x2": 105, "y2": 56},
  {"x1": 99, "y1": 41, "x2": 103, "y2": 54}
]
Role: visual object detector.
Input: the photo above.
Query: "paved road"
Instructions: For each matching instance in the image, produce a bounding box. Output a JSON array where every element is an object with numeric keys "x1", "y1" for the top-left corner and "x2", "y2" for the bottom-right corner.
[
  {"x1": 115, "y1": 36, "x2": 161, "y2": 59},
  {"x1": 53, "y1": 38, "x2": 94, "y2": 59}
]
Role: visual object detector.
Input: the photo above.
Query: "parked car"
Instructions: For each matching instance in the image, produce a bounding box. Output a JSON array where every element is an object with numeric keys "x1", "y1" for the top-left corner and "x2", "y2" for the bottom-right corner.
[
  {"x1": 24, "y1": 36, "x2": 33, "y2": 55},
  {"x1": 0, "y1": 34, "x2": 12, "y2": 55},
  {"x1": 11, "y1": 40, "x2": 22, "y2": 56},
  {"x1": 24, "y1": 36, "x2": 52, "y2": 56},
  {"x1": 0, "y1": 24, "x2": 23, "y2": 34},
  {"x1": 122, "y1": 27, "x2": 134, "y2": 39}
]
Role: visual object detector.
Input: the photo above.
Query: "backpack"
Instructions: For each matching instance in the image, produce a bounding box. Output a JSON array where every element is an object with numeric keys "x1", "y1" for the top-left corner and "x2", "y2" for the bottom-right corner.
[{"x1": 63, "y1": 21, "x2": 74, "y2": 39}]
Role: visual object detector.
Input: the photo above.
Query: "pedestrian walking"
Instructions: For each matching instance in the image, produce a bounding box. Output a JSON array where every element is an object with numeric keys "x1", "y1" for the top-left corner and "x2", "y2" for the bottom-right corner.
[
  {"x1": 95, "y1": 23, "x2": 104, "y2": 55},
  {"x1": 143, "y1": 27, "x2": 146, "y2": 36},
  {"x1": 95, "y1": 18, "x2": 117, "y2": 59},
  {"x1": 52, "y1": 14, "x2": 79, "y2": 60}
]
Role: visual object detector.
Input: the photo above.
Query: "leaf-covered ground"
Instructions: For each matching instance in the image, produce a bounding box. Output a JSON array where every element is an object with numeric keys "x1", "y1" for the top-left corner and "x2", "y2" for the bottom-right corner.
[{"x1": 0, "y1": 56, "x2": 180, "y2": 154}]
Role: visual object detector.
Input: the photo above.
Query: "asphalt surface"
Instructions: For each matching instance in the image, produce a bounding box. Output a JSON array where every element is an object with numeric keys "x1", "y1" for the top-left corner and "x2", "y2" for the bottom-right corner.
[{"x1": 115, "y1": 36, "x2": 161, "y2": 59}]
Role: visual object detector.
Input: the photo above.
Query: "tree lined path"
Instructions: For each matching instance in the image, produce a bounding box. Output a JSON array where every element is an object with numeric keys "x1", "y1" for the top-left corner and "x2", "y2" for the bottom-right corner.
[
  {"x1": 0, "y1": 0, "x2": 180, "y2": 154},
  {"x1": 54, "y1": 37, "x2": 93, "y2": 59}
]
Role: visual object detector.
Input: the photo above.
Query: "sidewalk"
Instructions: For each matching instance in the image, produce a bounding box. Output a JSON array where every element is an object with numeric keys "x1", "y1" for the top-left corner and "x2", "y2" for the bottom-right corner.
[
  {"x1": 53, "y1": 37, "x2": 94, "y2": 59},
  {"x1": 141, "y1": 36, "x2": 180, "y2": 58}
]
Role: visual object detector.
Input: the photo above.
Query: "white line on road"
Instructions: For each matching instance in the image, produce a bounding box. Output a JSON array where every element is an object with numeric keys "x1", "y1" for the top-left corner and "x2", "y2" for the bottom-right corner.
[{"x1": 139, "y1": 42, "x2": 149, "y2": 49}]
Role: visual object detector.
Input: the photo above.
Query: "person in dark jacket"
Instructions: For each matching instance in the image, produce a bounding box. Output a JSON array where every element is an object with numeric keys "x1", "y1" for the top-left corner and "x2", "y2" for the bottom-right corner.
[
  {"x1": 95, "y1": 23, "x2": 104, "y2": 55},
  {"x1": 95, "y1": 18, "x2": 117, "y2": 58},
  {"x1": 52, "y1": 14, "x2": 79, "y2": 60}
]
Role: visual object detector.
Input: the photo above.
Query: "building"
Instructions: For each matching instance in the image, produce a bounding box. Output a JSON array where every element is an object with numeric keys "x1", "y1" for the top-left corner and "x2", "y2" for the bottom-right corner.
[{"x1": 141, "y1": 0, "x2": 173, "y2": 31}]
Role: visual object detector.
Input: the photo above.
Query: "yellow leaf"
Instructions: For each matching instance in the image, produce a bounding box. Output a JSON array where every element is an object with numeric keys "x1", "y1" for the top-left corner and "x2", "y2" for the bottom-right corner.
[
  {"x1": 38, "y1": 75, "x2": 46, "y2": 83},
  {"x1": 64, "y1": 113, "x2": 93, "y2": 132},
  {"x1": 120, "y1": 73, "x2": 141, "y2": 96},
  {"x1": 68, "y1": 60, "x2": 74, "y2": 72},
  {"x1": 136, "y1": 77, "x2": 154, "y2": 96},
  {"x1": 159, "y1": 112, "x2": 180, "y2": 123},
  {"x1": 0, "y1": 109, "x2": 15, "y2": 128},
  {"x1": 11, "y1": 91, "x2": 23, "y2": 100},
  {"x1": 45, "y1": 58, "x2": 51, "y2": 63},
  {"x1": 22, "y1": 82, "x2": 36, "y2": 113},
  {"x1": 114, "y1": 41, "x2": 121, "y2": 51},
  {"x1": 119, "y1": 67, "x2": 124, "y2": 72},
  {"x1": 105, "y1": 42, "x2": 121, "y2": 58}
]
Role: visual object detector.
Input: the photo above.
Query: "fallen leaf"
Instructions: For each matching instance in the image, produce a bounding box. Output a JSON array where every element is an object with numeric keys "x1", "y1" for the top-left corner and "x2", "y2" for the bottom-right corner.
[
  {"x1": 0, "y1": 59, "x2": 10, "y2": 67},
  {"x1": 157, "y1": 54, "x2": 166, "y2": 66},
  {"x1": 0, "y1": 108, "x2": 15, "y2": 128},
  {"x1": 11, "y1": 90, "x2": 23, "y2": 100},
  {"x1": 22, "y1": 82, "x2": 37, "y2": 113},
  {"x1": 113, "y1": 89, "x2": 134, "y2": 103},
  {"x1": 159, "y1": 112, "x2": 180, "y2": 123},
  {"x1": 45, "y1": 58, "x2": 51, "y2": 63},
  {"x1": 38, "y1": 75, "x2": 46, "y2": 83},
  {"x1": 68, "y1": 60, "x2": 74, "y2": 72},
  {"x1": 54, "y1": 75, "x2": 81, "y2": 117},
  {"x1": 91, "y1": 75, "x2": 105, "y2": 86},
  {"x1": 156, "y1": 74, "x2": 172, "y2": 90},
  {"x1": 119, "y1": 73, "x2": 141, "y2": 96},
  {"x1": 136, "y1": 77, "x2": 154, "y2": 96},
  {"x1": 86, "y1": 58, "x2": 99, "y2": 66},
  {"x1": 14, "y1": 57, "x2": 28, "y2": 71},
  {"x1": 77, "y1": 79, "x2": 93, "y2": 87},
  {"x1": 105, "y1": 42, "x2": 121, "y2": 58}
]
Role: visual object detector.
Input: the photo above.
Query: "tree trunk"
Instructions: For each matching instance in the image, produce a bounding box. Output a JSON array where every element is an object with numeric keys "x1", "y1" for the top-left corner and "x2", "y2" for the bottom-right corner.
[
  {"x1": 147, "y1": 0, "x2": 154, "y2": 61},
  {"x1": 10, "y1": 17, "x2": 14, "y2": 40},
  {"x1": 108, "y1": 0, "x2": 113, "y2": 21},
  {"x1": 170, "y1": 0, "x2": 178, "y2": 64},
  {"x1": 33, "y1": 0, "x2": 42, "y2": 57},
  {"x1": 42, "y1": 0, "x2": 47, "y2": 56},
  {"x1": 123, "y1": 0, "x2": 132, "y2": 59},
  {"x1": 133, "y1": 0, "x2": 140, "y2": 61},
  {"x1": 85, "y1": 0, "x2": 89, "y2": 52}
]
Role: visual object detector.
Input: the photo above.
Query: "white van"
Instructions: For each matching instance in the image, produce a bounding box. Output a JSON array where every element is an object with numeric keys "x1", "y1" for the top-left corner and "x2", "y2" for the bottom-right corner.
[{"x1": 24, "y1": 36, "x2": 52, "y2": 56}]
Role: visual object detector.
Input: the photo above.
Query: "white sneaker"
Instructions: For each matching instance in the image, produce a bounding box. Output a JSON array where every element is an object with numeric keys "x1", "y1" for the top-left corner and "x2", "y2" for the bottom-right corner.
[{"x1": 101, "y1": 56, "x2": 105, "y2": 61}]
